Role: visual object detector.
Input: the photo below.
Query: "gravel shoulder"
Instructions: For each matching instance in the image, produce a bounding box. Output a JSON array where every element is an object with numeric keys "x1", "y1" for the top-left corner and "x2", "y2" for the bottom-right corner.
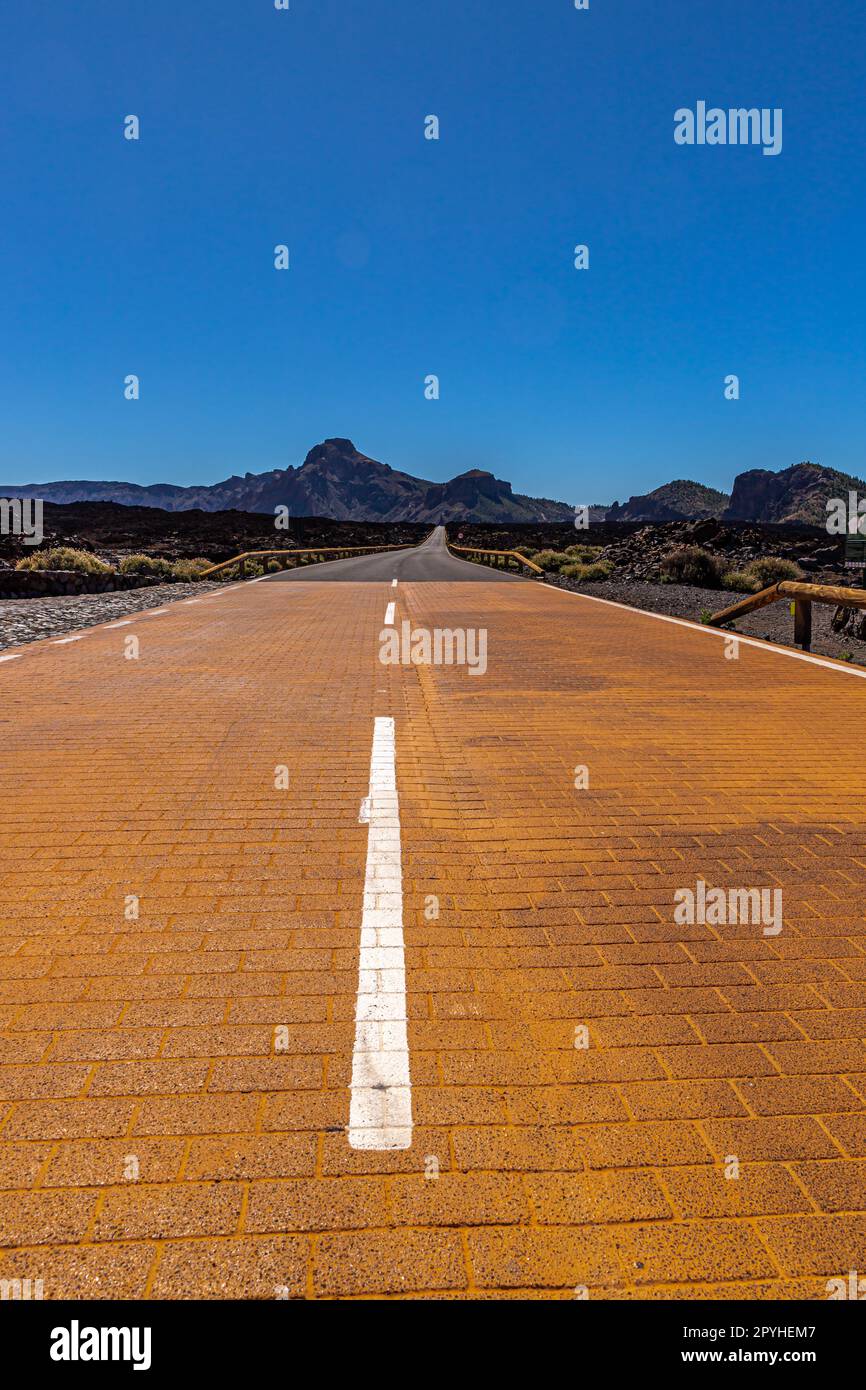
[
  {"x1": 546, "y1": 576, "x2": 866, "y2": 668},
  {"x1": 0, "y1": 581, "x2": 225, "y2": 652}
]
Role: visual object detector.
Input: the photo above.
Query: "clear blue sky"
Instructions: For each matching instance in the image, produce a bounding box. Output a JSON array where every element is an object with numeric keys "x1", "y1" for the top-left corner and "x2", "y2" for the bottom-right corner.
[{"x1": 2, "y1": 0, "x2": 864, "y2": 505}]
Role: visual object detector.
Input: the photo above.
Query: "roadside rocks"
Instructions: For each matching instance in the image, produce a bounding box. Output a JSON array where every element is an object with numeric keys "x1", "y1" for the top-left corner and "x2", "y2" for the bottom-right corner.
[
  {"x1": 593, "y1": 518, "x2": 846, "y2": 585},
  {"x1": 0, "y1": 581, "x2": 224, "y2": 652},
  {"x1": 832, "y1": 605, "x2": 866, "y2": 641}
]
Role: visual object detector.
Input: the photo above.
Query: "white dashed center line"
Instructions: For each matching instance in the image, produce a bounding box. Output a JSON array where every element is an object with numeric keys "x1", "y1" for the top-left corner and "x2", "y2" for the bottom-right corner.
[
  {"x1": 348, "y1": 715, "x2": 411, "y2": 1151},
  {"x1": 384, "y1": 601, "x2": 396, "y2": 626},
  {"x1": 52, "y1": 636, "x2": 84, "y2": 645}
]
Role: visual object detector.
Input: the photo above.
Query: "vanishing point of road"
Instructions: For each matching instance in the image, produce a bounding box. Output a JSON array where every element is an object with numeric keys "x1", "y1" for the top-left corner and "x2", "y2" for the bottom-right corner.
[{"x1": 1, "y1": 526, "x2": 865, "y2": 1298}]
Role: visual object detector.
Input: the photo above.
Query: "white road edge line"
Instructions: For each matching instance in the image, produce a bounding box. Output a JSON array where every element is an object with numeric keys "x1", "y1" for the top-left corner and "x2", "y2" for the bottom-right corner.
[
  {"x1": 384, "y1": 601, "x2": 396, "y2": 625},
  {"x1": 105, "y1": 621, "x2": 133, "y2": 629},
  {"x1": 545, "y1": 583, "x2": 866, "y2": 681},
  {"x1": 348, "y1": 715, "x2": 411, "y2": 1151},
  {"x1": 52, "y1": 636, "x2": 84, "y2": 645},
  {"x1": 0, "y1": 654, "x2": 22, "y2": 663}
]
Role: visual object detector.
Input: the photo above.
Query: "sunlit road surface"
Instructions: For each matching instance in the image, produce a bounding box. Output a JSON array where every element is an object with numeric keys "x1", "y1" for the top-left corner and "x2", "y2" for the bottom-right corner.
[{"x1": 1, "y1": 529, "x2": 865, "y2": 1300}]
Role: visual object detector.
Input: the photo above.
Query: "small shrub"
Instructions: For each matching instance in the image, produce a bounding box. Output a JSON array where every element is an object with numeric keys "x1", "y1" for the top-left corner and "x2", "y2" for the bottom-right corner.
[
  {"x1": 533, "y1": 549, "x2": 572, "y2": 572},
  {"x1": 170, "y1": 557, "x2": 212, "y2": 582},
  {"x1": 587, "y1": 560, "x2": 613, "y2": 580},
  {"x1": 16, "y1": 547, "x2": 112, "y2": 575},
  {"x1": 565, "y1": 544, "x2": 603, "y2": 562},
  {"x1": 658, "y1": 546, "x2": 724, "y2": 587},
  {"x1": 743, "y1": 556, "x2": 804, "y2": 587},
  {"x1": 267, "y1": 559, "x2": 282, "y2": 573},
  {"x1": 560, "y1": 560, "x2": 614, "y2": 582},
  {"x1": 213, "y1": 560, "x2": 265, "y2": 581},
  {"x1": 119, "y1": 554, "x2": 175, "y2": 580},
  {"x1": 722, "y1": 569, "x2": 762, "y2": 593}
]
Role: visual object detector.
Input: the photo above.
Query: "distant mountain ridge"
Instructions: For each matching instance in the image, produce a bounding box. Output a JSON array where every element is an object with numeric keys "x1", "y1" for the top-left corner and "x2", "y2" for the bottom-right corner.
[
  {"x1": 0, "y1": 439, "x2": 575, "y2": 524},
  {"x1": 593, "y1": 462, "x2": 864, "y2": 527},
  {"x1": 3, "y1": 445, "x2": 861, "y2": 528},
  {"x1": 606, "y1": 480, "x2": 730, "y2": 523}
]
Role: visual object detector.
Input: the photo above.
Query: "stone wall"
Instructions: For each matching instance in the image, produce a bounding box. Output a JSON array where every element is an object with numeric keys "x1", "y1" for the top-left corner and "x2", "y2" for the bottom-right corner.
[{"x1": 0, "y1": 570, "x2": 159, "y2": 599}]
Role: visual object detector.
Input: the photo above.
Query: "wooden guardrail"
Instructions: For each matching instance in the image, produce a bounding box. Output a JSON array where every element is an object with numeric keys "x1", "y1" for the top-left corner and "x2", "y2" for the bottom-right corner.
[
  {"x1": 200, "y1": 544, "x2": 414, "y2": 579},
  {"x1": 707, "y1": 579, "x2": 866, "y2": 652},
  {"x1": 446, "y1": 544, "x2": 544, "y2": 576}
]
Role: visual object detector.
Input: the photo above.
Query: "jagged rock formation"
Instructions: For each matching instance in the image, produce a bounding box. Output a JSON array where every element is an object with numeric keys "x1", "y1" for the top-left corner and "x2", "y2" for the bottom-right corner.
[{"x1": 724, "y1": 462, "x2": 866, "y2": 527}]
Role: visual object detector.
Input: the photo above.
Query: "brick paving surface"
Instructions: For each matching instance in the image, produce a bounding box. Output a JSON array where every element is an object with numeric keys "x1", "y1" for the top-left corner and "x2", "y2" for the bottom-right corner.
[{"x1": 0, "y1": 578, "x2": 864, "y2": 1299}]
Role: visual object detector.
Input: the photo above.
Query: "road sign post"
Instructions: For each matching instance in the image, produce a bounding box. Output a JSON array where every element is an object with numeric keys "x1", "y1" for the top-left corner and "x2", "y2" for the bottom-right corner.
[{"x1": 844, "y1": 533, "x2": 866, "y2": 587}]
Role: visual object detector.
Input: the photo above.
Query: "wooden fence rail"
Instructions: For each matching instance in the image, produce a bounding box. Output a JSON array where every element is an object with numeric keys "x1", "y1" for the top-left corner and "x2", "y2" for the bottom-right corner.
[
  {"x1": 200, "y1": 545, "x2": 414, "y2": 579},
  {"x1": 707, "y1": 579, "x2": 866, "y2": 652},
  {"x1": 446, "y1": 544, "x2": 544, "y2": 576}
]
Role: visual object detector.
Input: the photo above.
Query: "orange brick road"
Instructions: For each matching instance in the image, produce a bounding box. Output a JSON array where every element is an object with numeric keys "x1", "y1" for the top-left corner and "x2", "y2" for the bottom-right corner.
[{"x1": 1, "y1": 578, "x2": 865, "y2": 1298}]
